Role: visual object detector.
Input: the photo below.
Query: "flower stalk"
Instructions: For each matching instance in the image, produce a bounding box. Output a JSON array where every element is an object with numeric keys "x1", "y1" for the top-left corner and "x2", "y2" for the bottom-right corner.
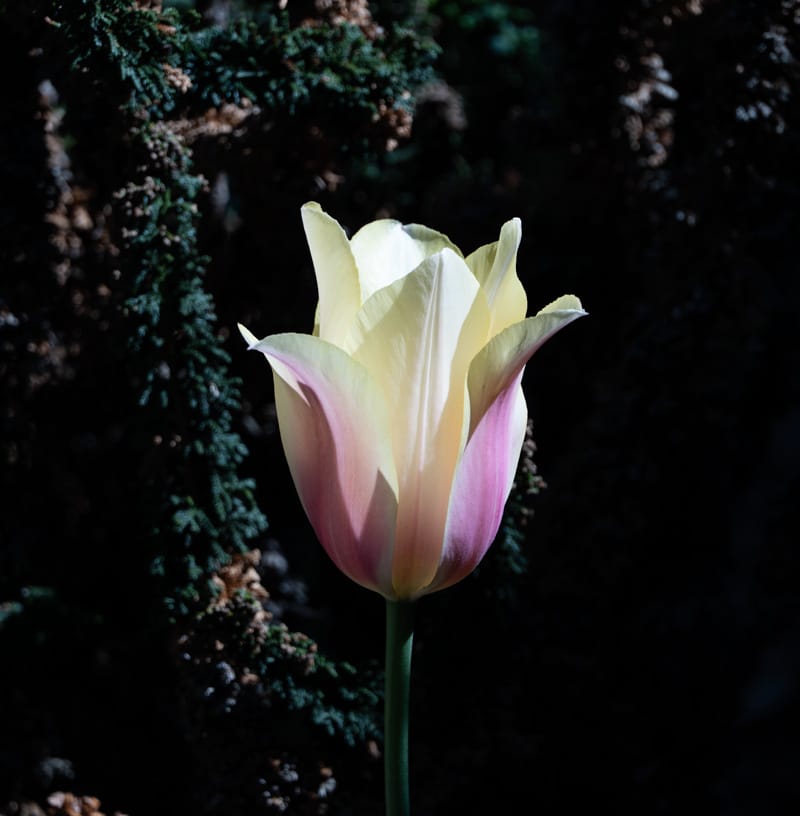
[{"x1": 385, "y1": 599, "x2": 415, "y2": 816}]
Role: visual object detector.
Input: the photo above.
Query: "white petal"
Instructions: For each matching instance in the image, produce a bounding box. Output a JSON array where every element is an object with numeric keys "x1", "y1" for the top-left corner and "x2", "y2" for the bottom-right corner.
[{"x1": 350, "y1": 219, "x2": 462, "y2": 301}]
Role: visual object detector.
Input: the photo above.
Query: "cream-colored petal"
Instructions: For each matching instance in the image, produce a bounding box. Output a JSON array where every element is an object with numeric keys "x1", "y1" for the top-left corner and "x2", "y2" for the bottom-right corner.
[
  {"x1": 349, "y1": 218, "x2": 462, "y2": 301},
  {"x1": 246, "y1": 330, "x2": 399, "y2": 597},
  {"x1": 238, "y1": 322, "x2": 259, "y2": 347},
  {"x1": 301, "y1": 202, "x2": 361, "y2": 347},
  {"x1": 465, "y1": 217, "x2": 527, "y2": 336},
  {"x1": 467, "y1": 295, "x2": 586, "y2": 437},
  {"x1": 347, "y1": 249, "x2": 491, "y2": 598}
]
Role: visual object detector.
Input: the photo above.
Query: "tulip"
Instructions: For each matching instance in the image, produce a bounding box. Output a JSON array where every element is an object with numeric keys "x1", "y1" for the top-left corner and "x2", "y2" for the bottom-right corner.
[
  {"x1": 241, "y1": 203, "x2": 585, "y2": 816},
  {"x1": 240, "y1": 203, "x2": 585, "y2": 601}
]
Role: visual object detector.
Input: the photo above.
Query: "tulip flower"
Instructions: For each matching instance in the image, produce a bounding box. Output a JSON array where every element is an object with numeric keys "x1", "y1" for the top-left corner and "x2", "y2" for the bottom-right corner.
[
  {"x1": 240, "y1": 203, "x2": 585, "y2": 815},
  {"x1": 240, "y1": 202, "x2": 584, "y2": 599}
]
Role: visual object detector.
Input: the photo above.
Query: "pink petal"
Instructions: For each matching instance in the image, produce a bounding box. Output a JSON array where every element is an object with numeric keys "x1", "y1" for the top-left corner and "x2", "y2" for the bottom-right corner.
[
  {"x1": 426, "y1": 375, "x2": 528, "y2": 594},
  {"x1": 245, "y1": 330, "x2": 399, "y2": 596},
  {"x1": 422, "y1": 296, "x2": 586, "y2": 595}
]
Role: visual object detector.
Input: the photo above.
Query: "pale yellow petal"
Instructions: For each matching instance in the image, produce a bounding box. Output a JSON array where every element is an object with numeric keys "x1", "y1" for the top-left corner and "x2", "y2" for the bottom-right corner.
[
  {"x1": 238, "y1": 322, "x2": 259, "y2": 347},
  {"x1": 300, "y1": 202, "x2": 361, "y2": 347},
  {"x1": 347, "y1": 249, "x2": 491, "y2": 597},
  {"x1": 465, "y1": 217, "x2": 527, "y2": 336},
  {"x1": 467, "y1": 295, "x2": 586, "y2": 437},
  {"x1": 349, "y1": 218, "x2": 462, "y2": 301}
]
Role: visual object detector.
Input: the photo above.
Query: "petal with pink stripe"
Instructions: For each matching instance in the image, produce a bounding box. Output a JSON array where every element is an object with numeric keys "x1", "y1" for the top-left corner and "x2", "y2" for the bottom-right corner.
[
  {"x1": 430, "y1": 375, "x2": 528, "y2": 594},
  {"x1": 242, "y1": 327, "x2": 399, "y2": 596}
]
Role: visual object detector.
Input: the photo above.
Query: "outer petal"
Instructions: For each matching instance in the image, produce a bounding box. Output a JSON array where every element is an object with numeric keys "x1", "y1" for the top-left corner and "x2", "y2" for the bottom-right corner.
[
  {"x1": 465, "y1": 217, "x2": 526, "y2": 336},
  {"x1": 467, "y1": 295, "x2": 586, "y2": 437},
  {"x1": 301, "y1": 202, "x2": 361, "y2": 347},
  {"x1": 243, "y1": 328, "x2": 399, "y2": 597},
  {"x1": 349, "y1": 219, "x2": 462, "y2": 301},
  {"x1": 426, "y1": 376, "x2": 528, "y2": 595},
  {"x1": 421, "y1": 295, "x2": 586, "y2": 595},
  {"x1": 346, "y1": 249, "x2": 491, "y2": 598}
]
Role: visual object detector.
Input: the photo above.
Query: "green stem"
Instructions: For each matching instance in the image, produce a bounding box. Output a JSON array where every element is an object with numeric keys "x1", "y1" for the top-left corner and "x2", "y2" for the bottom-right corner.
[{"x1": 385, "y1": 599, "x2": 415, "y2": 816}]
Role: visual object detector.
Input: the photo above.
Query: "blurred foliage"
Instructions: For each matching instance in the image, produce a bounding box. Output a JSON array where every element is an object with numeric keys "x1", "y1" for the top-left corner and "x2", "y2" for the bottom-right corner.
[
  {"x1": 120, "y1": 117, "x2": 267, "y2": 616},
  {"x1": 177, "y1": 588, "x2": 382, "y2": 812},
  {"x1": 55, "y1": 0, "x2": 186, "y2": 112}
]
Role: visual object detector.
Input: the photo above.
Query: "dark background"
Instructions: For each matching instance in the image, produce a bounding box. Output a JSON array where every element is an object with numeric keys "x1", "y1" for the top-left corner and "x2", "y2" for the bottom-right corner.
[{"x1": 1, "y1": 1, "x2": 798, "y2": 814}]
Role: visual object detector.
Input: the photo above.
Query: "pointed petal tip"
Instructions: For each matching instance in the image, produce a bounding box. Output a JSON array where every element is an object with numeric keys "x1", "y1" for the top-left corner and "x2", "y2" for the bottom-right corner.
[
  {"x1": 438, "y1": 245, "x2": 462, "y2": 263},
  {"x1": 301, "y1": 201, "x2": 322, "y2": 212},
  {"x1": 537, "y1": 293, "x2": 587, "y2": 316},
  {"x1": 238, "y1": 322, "x2": 260, "y2": 348}
]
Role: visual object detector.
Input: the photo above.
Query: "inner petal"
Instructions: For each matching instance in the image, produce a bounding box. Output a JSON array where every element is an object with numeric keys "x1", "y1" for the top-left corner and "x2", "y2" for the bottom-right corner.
[
  {"x1": 465, "y1": 217, "x2": 527, "y2": 337},
  {"x1": 347, "y1": 249, "x2": 490, "y2": 597},
  {"x1": 350, "y1": 219, "x2": 462, "y2": 301},
  {"x1": 301, "y1": 202, "x2": 361, "y2": 348}
]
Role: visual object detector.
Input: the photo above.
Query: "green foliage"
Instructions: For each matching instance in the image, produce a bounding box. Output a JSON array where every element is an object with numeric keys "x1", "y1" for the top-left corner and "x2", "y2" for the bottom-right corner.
[
  {"x1": 262, "y1": 626, "x2": 381, "y2": 747},
  {"x1": 43, "y1": 0, "x2": 432, "y2": 616},
  {"x1": 50, "y1": 0, "x2": 437, "y2": 128},
  {"x1": 182, "y1": 13, "x2": 437, "y2": 116},
  {"x1": 51, "y1": 0, "x2": 188, "y2": 112},
  {"x1": 433, "y1": 0, "x2": 540, "y2": 59},
  {"x1": 112, "y1": 116, "x2": 266, "y2": 615},
  {"x1": 186, "y1": 596, "x2": 381, "y2": 749},
  {"x1": 428, "y1": 0, "x2": 541, "y2": 87}
]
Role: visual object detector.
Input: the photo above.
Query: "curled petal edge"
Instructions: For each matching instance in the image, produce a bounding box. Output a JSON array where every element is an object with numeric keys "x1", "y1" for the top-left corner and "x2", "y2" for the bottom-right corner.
[
  {"x1": 465, "y1": 217, "x2": 527, "y2": 335},
  {"x1": 467, "y1": 295, "x2": 586, "y2": 437},
  {"x1": 419, "y1": 296, "x2": 586, "y2": 596}
]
